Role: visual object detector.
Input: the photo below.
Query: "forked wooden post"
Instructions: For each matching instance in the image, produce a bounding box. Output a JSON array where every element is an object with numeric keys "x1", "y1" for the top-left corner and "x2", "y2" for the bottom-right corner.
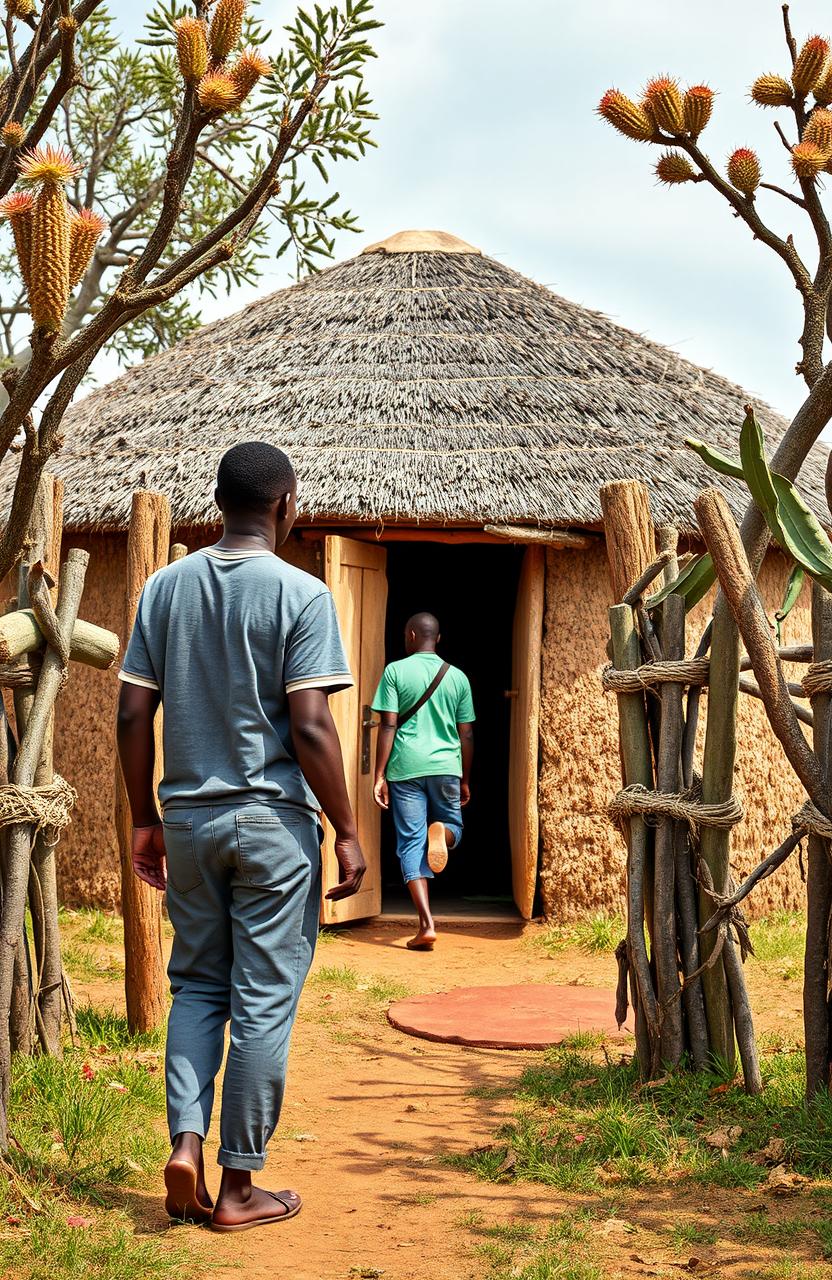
[{"x1": 116, "y1": 490, "x2": 170, "y2": 1034}]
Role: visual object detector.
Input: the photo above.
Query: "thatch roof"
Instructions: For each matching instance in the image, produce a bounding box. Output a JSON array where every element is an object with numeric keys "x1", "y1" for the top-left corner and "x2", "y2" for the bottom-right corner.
[{"x1": 8, "y1": 229, "x2": 828, "y2": 532}]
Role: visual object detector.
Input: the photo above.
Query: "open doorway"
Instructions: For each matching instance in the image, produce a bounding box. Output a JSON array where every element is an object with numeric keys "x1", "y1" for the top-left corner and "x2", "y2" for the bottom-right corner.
[{"x1": 379, "y1": 541, "x2": 524, "y2": 913}]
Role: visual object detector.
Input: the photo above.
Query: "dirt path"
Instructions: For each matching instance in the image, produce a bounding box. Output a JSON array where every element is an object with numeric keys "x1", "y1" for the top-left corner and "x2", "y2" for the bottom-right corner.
[{"x1": 83, "y1": 917, "x2": 822, "y2": 1280}]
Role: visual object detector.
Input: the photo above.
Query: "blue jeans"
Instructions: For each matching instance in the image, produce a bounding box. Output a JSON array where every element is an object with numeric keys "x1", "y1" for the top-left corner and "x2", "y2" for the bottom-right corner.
[
  {"x1": 388, "y1": 775, "x2": 463, "y2": 883},
  {"x1": 162, "y1": 801, "x2": 321, "y2": 1171}
]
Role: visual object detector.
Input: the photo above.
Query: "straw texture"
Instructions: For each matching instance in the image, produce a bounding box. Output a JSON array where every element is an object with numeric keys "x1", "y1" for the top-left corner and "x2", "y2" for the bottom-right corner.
[{"x1": 2, "y1": 230, "x2": 825, "y2": 533}]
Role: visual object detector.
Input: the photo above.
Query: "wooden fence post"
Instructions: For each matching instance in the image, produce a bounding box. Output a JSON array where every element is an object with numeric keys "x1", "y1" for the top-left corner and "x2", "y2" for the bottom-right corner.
[
  {"x1": 600, "y1": 481, "x2": 656, "y2": 601},
  {"x1": 116, "y1": 490, "x2": 170, "y2": 1034}
]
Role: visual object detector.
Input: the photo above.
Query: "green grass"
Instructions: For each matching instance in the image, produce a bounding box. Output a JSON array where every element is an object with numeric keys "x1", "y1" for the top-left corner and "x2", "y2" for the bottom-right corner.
[
  {"x1": 748, "y1": 912, "x2": 805, "y2": 965},
  {"x1": 310, "y1": 964, "x2": 409, "y2": 1005},
  {"x1": 534, "y1": 914, "x2": 625, "y2": 956},
  {"x1": 0, "y1": 995, "x2": 200, "y2": 1280},
  {"x1": 363, "y1": 975, "x2": 410, "y2": 1003},
  {"x1": 76, "y1": 909, "x2": 123, "y2": 945},
  {"x1": 75, "y1": 1005, "x2": 165, "y2": 1052},
  {"x1": 311, "y1": 962, "x2": 359, "y2": 990},
  {"x1": 734, "y1": 1212, "x2": 806, "y2": 1246},
  {"x1": 3, "y1": 1209, "x2": 198, "y2": 1280},
  {"x1": 62, "y1": 941, "x2": 125, "y2": 982},
  {"x1": 450, "y1": 1044, "x2": 832, "y2": 1194},
  {"x1": 462, "y1": 1210, "x2": 600, "y2": 1280},
  {"x1": 670, "y1": 1220, "x2": 718, "y2": 1250},
  {"x1": 317, "y1": 926, "x2": 350, "y2": 945},
  {"x1": 755, "y1": 1265, "x2": 831, "y2": 1280}
]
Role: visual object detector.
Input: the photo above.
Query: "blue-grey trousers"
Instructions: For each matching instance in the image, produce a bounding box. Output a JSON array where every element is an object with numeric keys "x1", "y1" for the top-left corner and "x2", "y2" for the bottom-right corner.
[{"x1": 162, "y1": 801, "x2": 321, "y2": 1171}]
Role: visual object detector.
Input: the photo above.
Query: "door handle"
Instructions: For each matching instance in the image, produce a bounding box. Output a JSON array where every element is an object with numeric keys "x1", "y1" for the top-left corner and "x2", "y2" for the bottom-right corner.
[{"x1": 361, "y1": 704, "x2": 379, "y2": 774}]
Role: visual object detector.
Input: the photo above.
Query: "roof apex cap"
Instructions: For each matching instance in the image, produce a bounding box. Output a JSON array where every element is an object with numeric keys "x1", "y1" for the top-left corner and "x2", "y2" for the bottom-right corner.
[{"x1": 362, "y1": 229, "x2": 481, "y2": 255}]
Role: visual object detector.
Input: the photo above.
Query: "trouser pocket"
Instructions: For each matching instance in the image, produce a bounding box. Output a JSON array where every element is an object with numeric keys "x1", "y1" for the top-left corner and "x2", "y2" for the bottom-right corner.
[
  {"x1": 235, "y1": 810, "x2": 312, "y2": 888},
  {"x1": 162, "y1": 818, "x2": 203, "y2": 894}
]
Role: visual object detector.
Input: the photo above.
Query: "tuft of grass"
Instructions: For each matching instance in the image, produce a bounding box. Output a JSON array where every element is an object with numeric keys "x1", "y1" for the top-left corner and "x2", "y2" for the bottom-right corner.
[
  {"x1": 534, "y1": 914, "x2": 624, "y2": 956},
  {"x1": 62, "y1": 941, "x2": 125, "y2": 982},
  {"x1": 452, "y1": 1044, "x2": 832, "y2": 1194},
  {"x1": 733, "y1": 1212, "x2": 805, "y2": 1246},
  {"x1": 76, "y1": 909, "x2": 122, "y2": 945},
  {"x1": 76, "y1": 1004, "x2": 164, "y2": 1052},
  {"x1": 463, "y1": 1210, "x2": 599, "y2": 1280},
  {"x1": 317, "y1": 926, "x2": 351, "y2": 945},
  {"x1": 364, "y1": 975, "x2": 409, "y2": 1003},
  {"x1": 670, "y1": 1221, "x2": 718, "y2": 1250},
  {"x1": 558, "y1": 1030, "x2": 605, "y2": 1052},
  {"x1": 311, "y1": 963, "x2": 359, "y2": 990},
  {"x1": 748, "y1": 912, "x2": 804, "y2": 965}
]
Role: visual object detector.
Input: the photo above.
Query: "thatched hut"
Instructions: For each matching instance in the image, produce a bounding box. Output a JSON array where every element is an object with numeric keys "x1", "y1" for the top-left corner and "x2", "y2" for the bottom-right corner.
[{"x1": 10, "y1": 228, "x2": 828, "y2": 923}]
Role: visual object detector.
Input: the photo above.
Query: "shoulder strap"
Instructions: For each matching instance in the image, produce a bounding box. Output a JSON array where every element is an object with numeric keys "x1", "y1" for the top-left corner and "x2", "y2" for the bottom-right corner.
[{"x1": 397, "y1": 661, "x2": 450, "y2": 727}]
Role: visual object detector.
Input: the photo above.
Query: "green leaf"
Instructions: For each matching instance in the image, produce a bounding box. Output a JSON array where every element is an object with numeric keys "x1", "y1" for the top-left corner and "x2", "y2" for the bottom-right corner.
[
  {"x1": 739, "y1": 406, "x2": 779, "y2": 523},
  {"x1": 685, "y1": 436, "x2": 744, "y2": 479},
  {"x1": 735, "y1": 408, "x2": 832, "y2": 592},
  {"x1": 775, "y1": 562, "x2": 805, "y2": 644},
  {"x1": 645, "y1": 552, "x2": 716, "y2": 612},
  {"x1": 770, "y1": 472, "x2": 832, "y2": 592}
]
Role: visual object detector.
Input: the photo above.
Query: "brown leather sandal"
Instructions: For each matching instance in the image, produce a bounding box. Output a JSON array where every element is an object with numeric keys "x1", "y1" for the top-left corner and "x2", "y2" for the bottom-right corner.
[
  {"x1": 164, "y1": 1158, "x2": 213, "y2": 1225},
  {"x1": 210, "y1": 1190, "x2": 302, "y2": 1232}
]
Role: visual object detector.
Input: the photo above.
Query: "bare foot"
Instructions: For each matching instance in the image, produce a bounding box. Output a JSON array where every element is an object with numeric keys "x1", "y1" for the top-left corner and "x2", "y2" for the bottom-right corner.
[
  {"x1": 165, "y1": 1133, "x2": 213, "y2": 1223},
  {"x1": 407, "y1": 925, "x2": 437, "y2": 950},
  {"x1": 427, "y1": 821, "x2": 451, "y2": 873},
  {"x1": 211, "y1": 1186, "x2": 302, "y2": 1232}
]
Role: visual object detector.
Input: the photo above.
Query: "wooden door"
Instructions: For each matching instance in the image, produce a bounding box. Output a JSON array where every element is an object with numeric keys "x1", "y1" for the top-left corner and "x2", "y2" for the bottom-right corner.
[
  {"x1": 321, "y1": 536, "x2": 388, "y2": 923},
  {"x1": 508, "y1": 545, "x2": 545, "y2": 918}
]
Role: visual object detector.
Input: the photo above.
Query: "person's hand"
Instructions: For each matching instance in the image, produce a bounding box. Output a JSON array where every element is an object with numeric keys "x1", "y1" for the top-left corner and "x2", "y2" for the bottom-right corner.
[
  {"x1": 460, "y1": 782, "x2": 471, "y2": 807},
  {"x1": 132, "y1": 824, "x2": 167, "y2": 890},
  {"x1": 373, "y1": 775, "x2": 389, "y2": 810},
  {"x1": 326, "y1": 833, "x2": 366, "y2": 900}
]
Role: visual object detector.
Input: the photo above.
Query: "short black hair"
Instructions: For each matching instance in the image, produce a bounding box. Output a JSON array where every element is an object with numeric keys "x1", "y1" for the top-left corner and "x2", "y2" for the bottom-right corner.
[
  {"x1": 216, "y1": 442, "x2": 296, "y2": 511},
  {"x1": 406, "y1": 612, "x2": 440, "y2": 639}
]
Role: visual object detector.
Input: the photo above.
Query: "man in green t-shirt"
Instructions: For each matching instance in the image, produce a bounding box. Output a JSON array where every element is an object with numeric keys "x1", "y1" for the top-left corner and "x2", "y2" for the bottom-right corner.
[{"x1": 372, "y1": 612, "x2": 475, "y2": 950}]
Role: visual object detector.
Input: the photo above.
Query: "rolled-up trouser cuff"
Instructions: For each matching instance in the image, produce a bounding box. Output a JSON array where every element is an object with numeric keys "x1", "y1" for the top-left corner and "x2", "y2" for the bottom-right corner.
[
  {"x1": 168, "y1": 1113, "x2": 208, "y2": 1143},
  {"x1": 218, "y1": 1146, "x2": 267, "y2": 1171}
]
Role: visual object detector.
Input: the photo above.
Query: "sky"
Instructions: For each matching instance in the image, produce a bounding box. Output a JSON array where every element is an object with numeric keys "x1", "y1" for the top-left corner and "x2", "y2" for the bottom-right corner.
[{"x1": 102, "y1": 1, "x2": 832, "y2": 422}]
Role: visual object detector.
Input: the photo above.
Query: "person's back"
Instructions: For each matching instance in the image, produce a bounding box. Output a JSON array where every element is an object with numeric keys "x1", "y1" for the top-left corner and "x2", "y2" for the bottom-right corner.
[
  {"x1": 116, "y1": 441, "x2": 366, "y2": 1232},
  {"x1": 372, "y1": 613, "x2": 475, "y2": 951},
  {"x1": 124, "y1": 548, "x2": 351, "y2": 809},
  {"x1": 377, "y1": 651, "x2": 472, "y2": 784}
]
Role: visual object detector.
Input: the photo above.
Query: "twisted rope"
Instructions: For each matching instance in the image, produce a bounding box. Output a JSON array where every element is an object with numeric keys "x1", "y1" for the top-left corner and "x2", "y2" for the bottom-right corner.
[
  {"x1": 0, "y1": 774, "x2": 76, "y2": 835},
  {"x1": 602, "y1": 657, "x2": 710, "y2": 694},
  {"x1": 608, "y1": 781, "x2": 744, "y2": 835},
  {"x1": 802, "y1": 660, "x2": 832, "y2": 699},
  {"x1": 792, "y1": 799, "x2": 832, "y2": 842}
]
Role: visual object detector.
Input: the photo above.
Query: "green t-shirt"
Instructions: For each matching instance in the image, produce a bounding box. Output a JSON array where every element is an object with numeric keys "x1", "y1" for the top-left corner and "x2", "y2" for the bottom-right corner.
[{"x1": 372, "y1": 652, "x2": 475, "y2": 782}]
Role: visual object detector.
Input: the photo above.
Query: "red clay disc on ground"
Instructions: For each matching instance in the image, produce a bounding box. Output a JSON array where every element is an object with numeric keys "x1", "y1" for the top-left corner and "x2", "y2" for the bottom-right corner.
[{"x1": 387, "y1": 984, "x2": 632, "y2": 1050}]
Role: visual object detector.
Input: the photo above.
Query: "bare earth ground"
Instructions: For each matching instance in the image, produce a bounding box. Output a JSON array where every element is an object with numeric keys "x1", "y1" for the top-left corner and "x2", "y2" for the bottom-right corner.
[{"x1": 71, "y1": 916, "x2": 826, "y2": 1280}]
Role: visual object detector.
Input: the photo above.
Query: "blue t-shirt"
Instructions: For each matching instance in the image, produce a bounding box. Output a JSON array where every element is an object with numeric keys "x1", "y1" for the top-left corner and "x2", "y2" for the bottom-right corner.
[{"x1": 119, "y1": 546, "x2": 353, "y2": 811}]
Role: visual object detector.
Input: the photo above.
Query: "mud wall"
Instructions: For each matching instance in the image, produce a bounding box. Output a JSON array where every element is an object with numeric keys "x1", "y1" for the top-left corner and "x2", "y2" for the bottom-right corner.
[
  {"x1": 54, "y1": 527, "x2": 323, "y2": 907},
  {"x1": 538, "y1": 542, "x2": 812, "y2": 923}
]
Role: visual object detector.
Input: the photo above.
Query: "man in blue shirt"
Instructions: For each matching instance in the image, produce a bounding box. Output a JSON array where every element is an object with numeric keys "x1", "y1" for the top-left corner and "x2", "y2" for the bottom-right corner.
[{"x1": 117, "y1": 442, "x2": 364, "y2": 1232}]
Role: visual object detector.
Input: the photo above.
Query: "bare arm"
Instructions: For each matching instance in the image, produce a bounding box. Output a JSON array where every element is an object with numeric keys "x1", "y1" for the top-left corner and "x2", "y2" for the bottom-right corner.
[
  {"x1": 458, "y1": 722, "x2": 474, "y2": 807},
  {"x1": 116, "y1": 681, "x2": 166, "y2": 890},
  {"x1": 288, "y1": 687, "x2": 365, "y2": 901},
  {"x1": 373, "y1": 710, "x2": 397, "y2": 810}
]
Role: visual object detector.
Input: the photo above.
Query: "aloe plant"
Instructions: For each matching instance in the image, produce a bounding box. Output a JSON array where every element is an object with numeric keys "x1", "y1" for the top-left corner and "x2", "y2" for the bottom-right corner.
[{"x1": 687, "y1": 407, "x2": 832, "y2": 595}]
